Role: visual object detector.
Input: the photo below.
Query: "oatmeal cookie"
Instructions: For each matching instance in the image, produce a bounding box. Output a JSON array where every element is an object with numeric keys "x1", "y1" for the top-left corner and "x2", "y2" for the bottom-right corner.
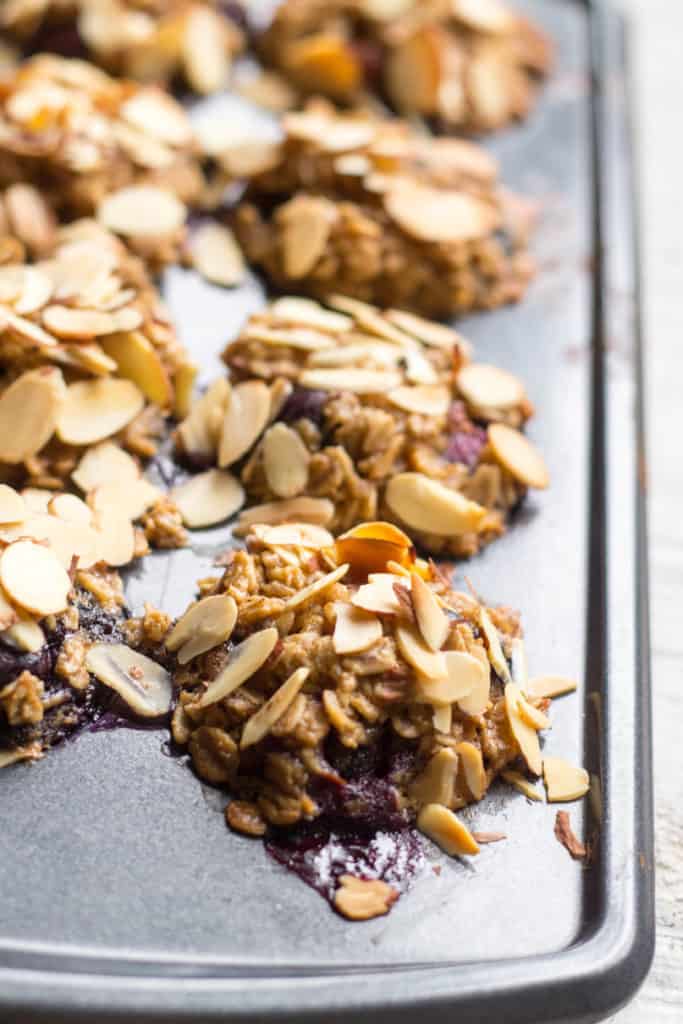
[
  {"x1": 0, "y1": 1, "x2": 244, "y2": 95},
  {"x1": 257, "y1": 0, "x2": 552, "y2": 133},
  {"x1": 231, "y1": 102, "x2": 536, "y2": 316},
  {"x1": 174, "y1": 294, "x2": 547, "y2": 559}
]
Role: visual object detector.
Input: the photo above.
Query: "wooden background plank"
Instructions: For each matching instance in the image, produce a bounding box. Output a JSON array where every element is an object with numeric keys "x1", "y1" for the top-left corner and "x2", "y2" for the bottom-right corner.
[{"x1": 607, "y1": 1, "x2": 683, "y2": 1020}]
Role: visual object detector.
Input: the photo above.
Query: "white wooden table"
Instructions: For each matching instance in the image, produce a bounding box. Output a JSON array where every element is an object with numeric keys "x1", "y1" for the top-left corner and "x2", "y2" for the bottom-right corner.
[{"x1": 607, "y1": 1, "x2": 683, "y2": 1020}]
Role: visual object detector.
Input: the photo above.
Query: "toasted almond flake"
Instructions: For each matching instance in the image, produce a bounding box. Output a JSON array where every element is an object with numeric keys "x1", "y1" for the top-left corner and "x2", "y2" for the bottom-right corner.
[
  {"x1": 89, "y1": 477, "x2": 161, "y2": 522},
  {"x1": 387, "y1": 384, "x2": 450, "y2": 417},
  {"x1": 269, "y1": 297, "x2": 352, "y2": 334},
  {"x1": 42, "y1": 305, "x2": 120, "y2": 340},
  {"x1": 333, "y1": 602, "x2": 382, "y2": 655},
  {"x1": 2, "y1": 307, "x2": 58, "y2": 350},
  {"x1": 478, "y1": 607, "x2": 512, "y2": 684},
  {"x1": 284, "y1": 110, "x2": 372, "y2": 152},
  {"x1": 501, "y1": 769, "x2": 543, "y2": 801},
  {"x1": 334, "y1": 875, "x2": 398, "y2": 921},
  {"x1": 173, "y1": 361, "x2": 197, "y2": 420},
  {"x1": 57, "y1": 378, "x2": 144, "y2": 446},
  {"x1": 433, "y1": 704, "x2": 452, "y2": 733},
  {"x1": 4, "y1": 183, "x2": 55, "y2": 255},
  {"x1": 48, "y1": 493, "x2": 92, "y2": 526},
  {"x1": 383, "y1": 26, "x2": 442, "y2": 115},
  {"x1": 262, "y1": 422, "x2": 310, "y2": 499},
  {"x1": 243, "y1": 324, "x2": 335, "y2": 351},
  {"x1": 386, "y1": 309, "x2": 466, "y2": 350},
  {"x1": 409, "y1": 748, "x2": 458, "y2": 808},
  {"x1": 403, "y1": 348, "x2": 439, "y2": 386},
  {"x1": 308, "y1": 337, "x2": 399, "y2": 369},
  {"x1": 417, "y1": 804, "x2": 480, "y2": 856},
  {"x1": 176, "y1": 377, "x2": 231, "y2": 461},
  {"x1": 299, "y1": 367, "x2": 402, "y2": 394},
  {"x1": 385, "y1": 183, "x2": 499, "y2": 243},
  {"x1": 218, "y1": 381, "x2": 271, "y2": 468},
  {"x1": 456, "y1": 741, "x2": 486, "y2": 800},
  {"x1": 352, "y1": 576, "x2": 403, "y2": 616},
  {"x1": 20, "y1": 489, "x2": 52, "y2": 514},
  {"x1": 527, "y1": 675, "x2": 578, "y2": 699},
  {"x1": 0, "y1": 744, "x2": 42, "y2": 769},
  {"x1": 119, "y1": 89, "x2": 193, "y2": 147},
  {"x1": 217, "y1": 140, "x2": 282, "y2": 177},
  {"x1": 331, "y1": 301, "x2": 417, "y2": 348},
  {"x1": 171, "y1": 469, "x2": 245, "y2": 529},
  {"x1": 510, "y1": 636, "x2": 528, "y2": 690},
  {"x1": 252, "y1": 523, "x2": 334, "y2": 549},
  {"x1": 281, "y1": 563, "x2": 349, "y2": 612},
  {"x1": 505, "y1": 682, "x2": 543, "y2": 775},
  {"x1": 411, "y1": 573, "x2": 449, "y2": 652},
  {"x1": 1, "y1": 513, "x2": 100, "y2": 570},
  {"x1": 0, "y1": 367, "x2": 65, "y2": 463},
  {"x1": 0, "y1": 539, "x2": 71, "y2": 616},
  {"x1": 241, "y1": 666, "x2": 309, "y2": 749},
  {"x1": 543, "y1": 757, "x2": 590, "y2": 803},
  {"x1": 457, "y1": 363, "x2": 525, "y2": 412},
  {"x1": 281, "y1": 196, "x2": 338, "y2": 279},
  {"x1": 0, "y1": 485, "x2": 26, "y2": 524},
  {"x1": 395, "y1": 622, "x2": 446, "y2": 680},
  {"x1": 183, "y1": 6, "x2": 231, "y2": 94},
  {"x1": 13, "y1": 267, "x2": 53, "y2": 316},
  {"x1": 167, "y1": 594, "x2": 238, "y2": 665},
  {"x1": 452, "y1": 0, "x2": 513, "y2": 33},
  {"x1": 72, "y1": 441, "x2": 140, "y2": 493},
  {"x1": 60, "y1": 343, "x2": 118, "y2": 376},
  {"x1": 385, "y1": 473, "x2": 486, "y2": 537},
  {"x1": 236, "y1": 496, "x2": 334, "y2": 531},
  {"x1": 191, "y1": 222, "x2": 245, "y2": 288},
  {"x1": 1, "y1": 615, "x2": 45, "y2": 653},
  {"x1": 517, "y1": 694, "x2": 551, "y2": 731},
  {"x1": 100, "y1": 331, "x2": 172, "y2": 407},
  {"x1": 92, "y1": 506, "x2": 135, "y2": 567},
  {"x1": 200, "y1": 627, "x2": 279, "y2": 708},
  {"x1": 86, "y1": 643, "x2": 172, "y2": 718},
  {"x1": 418, "y1": 649, "x2": 487, "y2": 707},
  {"x1": 487, "y1": 424, "x2": 549, "y2": 489},
  {"x1": 98, "y1": 186, "x2": 186, "y2": 238}
]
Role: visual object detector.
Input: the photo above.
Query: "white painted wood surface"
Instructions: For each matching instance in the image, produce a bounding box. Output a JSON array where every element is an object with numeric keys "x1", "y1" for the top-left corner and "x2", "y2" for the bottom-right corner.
[{"x1": 607, "y1": 1, "x2": 683, "y2": 1020}]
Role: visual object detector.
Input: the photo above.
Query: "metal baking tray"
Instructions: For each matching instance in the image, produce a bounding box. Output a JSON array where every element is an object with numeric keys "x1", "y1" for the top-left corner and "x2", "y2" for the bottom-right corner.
[{"x1": 0, "y1": 1, "x2": 654, "y2": 1021}]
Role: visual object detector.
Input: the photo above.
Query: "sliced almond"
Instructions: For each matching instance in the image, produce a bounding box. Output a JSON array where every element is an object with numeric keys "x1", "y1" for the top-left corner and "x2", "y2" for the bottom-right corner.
[
  {"x1": 383, "y1": 27, "x2": 442, "y2": 115},
  {"x1": 176, "y1": 377, "x2": 231, "y2": 461},
  {"x1": 2, "y1": 308, "x2": 58, "y2": 350},
  {"x1": 71, "y1": 441, "x2": 140, "y2": 493},
  {"x1": 0, "y1": 367, "x2": 65, "y2": 463},
  {"x1": 0, "y1": 744, "x2": 42, "y2": 769},
  {"x1": 527, "y1": 675, "x2": 578, "y2": 699},
  {"x1": 119, "y1": 89, "x2": 193, "y2": 147},
  {"x1": 478, "y1": 607, "x2": 512, "y2": 684},
  {"x1": 487, "y1": 424, "x2": 549, "y2": 489},
  {"x1": 42, "y1": 305, "x2": 122, "y2": 340},
  {"x1": 433, "y1": 704, "x2": 452, "y2": 733},
  {"x1": 543, "y1": 758, "x2": 590, "y2": 803},
  {"x1": 333, "y1": 602, "x2": 382, "y2": 655},
  {"x1": 183, "y1": 6, "x2": 231, "y2": 94},
  {"x1": 281, "y1": 196, "x2": 338, "y2": 279},
  {"x1": 240, "y1": 666, "x2": 309, "y2": 749},
  {"x1": 396, "y1": 622, "x2": 446, "y2": 680},
  {"x1": 48, "y1": 493, "x2": 92, "y2": 526},
  {"x1": 92, "y1": 506, "x2": 135, "y2": 567},
  {"x1": 166, "y1": 594, "x2": 238, "y2": 665},
  {"x1": 386, "y1": 309, "x2": 467, "y2": 351},
  {"x1": 501, "y1": 768, "x2": 543, "y2": 801},
  {"x1": 251, "y1": 523, "x2": 334, "y2": 549},
  {"x1": 86, "y1": 643, "x2": 172, "y2": 718},
  {"x1": 218, "y1": 381, "x2": 271, "y2": 468},
  {"x1": 510, "y1": 636, "x2": 528, "y2": 690},
  {"x1": 403, "y1": 348, "x2": 439, "y2": 386},
  {"x1": 418, "y1": 649, "x2": 488, "y2": 707},
  {"x1": 191, "y1": 222, "x2": 245, "y2": 288},
  {"x1": 171, "y1": 469, "x2": 245, "y2": 529},
  {"x1": 0, "y1": 539, "x2": 71, "y2": 616},
  {"x1": 456, "y1": 741, "x2": 486, "y2": 800},
  {"x1": 1, "y1": 616, "x2": 45, "y2": 653},
  {"x1": 0, "y1": 485, "x2": 26, "y2": 524},
  {"x1": 20, "y1": 489, "x2": 52, "y2": 514},
  {"x1": 14, "y1": 267, "x2": 53, "y2": 316},
  {"x1": 298, "y1": 367, "x2": 402, "y2": 394},
  {"x1": 98, "y1": 186, "x2": 186, "y2": 238},
  {"x1": 387, "y1": 384, "x2": 450, "y2": 417},
  {"x1": 57, "y1": 378, "x2": 144, "y2": 446},
  {"x1": 385, "y1": 473, "x2": 487, "y2": 537},
  {"x1": 451, "y1": 0, "x2": 513, "y2": 34},
  {"x1": 457, "y1": 364, "x2": 525, "y2": 412},
  {"x1": 236, "y1": 496, "x2": 334, "y2": 531},
  {"x1": 199, "y1": 627, "x2": 279, "y2": 708},
  {"x1": 88, "y1": 477, "x2": 161, "y2": 522},
  {"x1": 352, "y1": 576, "x2": 403, "y2": 616},
  {"x1": 505, "y1": 682, "x2": 542, "y2": 776},
  {"x1": 243, "y1": 324, "x2": 335, "y2": 351},
  {"x1": 281, "y1": 563, "x2": 349, "y2": 612},
  {"x1": 384, "y1": 182, "x2": 499, "y2": 243},
  {"x1": 0, "y1": 586, "x2": 18, "y2": 630},
  {"x1": 100, "y1": 331, "x2": 172, "y2": 407},
  {"x1": 262, "y1": 422, "x2": 310, "y2": 499},
  {"x1": 409, "y1": 748, "x2": 458, "y2": 809},
  {"x1": 269, "y1": 297, "x2": 352, "y2": 334},
  {"x1": 417, "y1": 803, "x2": 480, "y2": 856},
  {"x1": 411, "y1": 573, "x2": 449, "y2": 652},
  {"x1": 283, "y1": 107, "x2": 370, "y2": 150},
  {"x1": 517, "y1": 695, "x2": 551, "y2": 731}
]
